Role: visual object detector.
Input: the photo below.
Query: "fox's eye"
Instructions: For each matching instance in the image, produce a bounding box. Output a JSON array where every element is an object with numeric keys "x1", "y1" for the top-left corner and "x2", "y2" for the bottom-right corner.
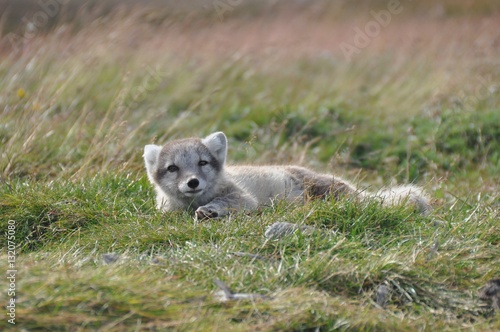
[
  {"x1": 167, "y1": 165, "x2": 179, "y2": 172},
  {"x1": 198, "y1": 160, "x2": 209, "y2": 166}
]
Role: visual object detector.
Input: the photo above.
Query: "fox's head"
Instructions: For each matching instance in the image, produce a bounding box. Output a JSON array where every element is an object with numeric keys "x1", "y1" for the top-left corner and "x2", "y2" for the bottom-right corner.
[{"x1": 143, "y1": 132, "x2": 227, "y2": 203}]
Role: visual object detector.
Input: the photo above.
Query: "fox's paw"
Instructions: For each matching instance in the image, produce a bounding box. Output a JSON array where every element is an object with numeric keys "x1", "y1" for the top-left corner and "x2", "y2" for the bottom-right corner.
[{"x1": 195, "y1": 205, "x2": 219, "y2": 221}]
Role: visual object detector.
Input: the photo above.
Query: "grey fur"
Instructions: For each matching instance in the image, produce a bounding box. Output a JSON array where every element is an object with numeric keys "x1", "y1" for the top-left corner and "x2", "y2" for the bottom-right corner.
[{"x1": 144, "y1": 132, "x2": 432, "y2": 220}]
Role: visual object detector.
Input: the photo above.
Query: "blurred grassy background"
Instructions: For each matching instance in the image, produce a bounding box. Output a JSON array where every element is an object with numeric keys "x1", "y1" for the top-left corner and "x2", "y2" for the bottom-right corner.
[{"x1": 1, "y1": 0, "x2": 499, "y2": 187}]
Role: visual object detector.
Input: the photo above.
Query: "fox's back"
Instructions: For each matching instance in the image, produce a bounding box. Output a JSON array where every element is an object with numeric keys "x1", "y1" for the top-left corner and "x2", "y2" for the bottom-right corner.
[{"x1": 225, "y1": 165, "x2": 315, "y2": 204}]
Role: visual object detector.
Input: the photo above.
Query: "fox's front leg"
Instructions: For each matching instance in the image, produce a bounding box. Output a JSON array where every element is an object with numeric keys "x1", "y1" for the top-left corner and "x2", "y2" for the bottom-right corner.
[
  {"x1": 195, "y1": 192, "x2": 258, "y2": 221},
  {"x1": 195, "y1": 202, "x2": 224, "y2": 220}
]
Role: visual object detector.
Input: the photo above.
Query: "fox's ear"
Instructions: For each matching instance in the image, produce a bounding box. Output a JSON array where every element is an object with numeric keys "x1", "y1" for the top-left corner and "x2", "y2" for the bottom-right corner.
[
  {"x1": 143, "y1": 144, "x2": 162, "y2": 173},
  {"x1": 202, "y1": 132, "x2": 227, "y2": 165}
]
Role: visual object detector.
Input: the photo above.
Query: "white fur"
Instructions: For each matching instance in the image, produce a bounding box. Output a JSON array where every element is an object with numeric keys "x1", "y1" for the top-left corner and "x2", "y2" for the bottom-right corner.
[
  {"x1": 202, "y1": 132, "x2": 227, "y2": 165},
  {"x1": 144, "y1": 144, "x2": 161, "y2": 180},
  {"x1": 226, "y1": 166, "x2": 306, "y2": 203}
]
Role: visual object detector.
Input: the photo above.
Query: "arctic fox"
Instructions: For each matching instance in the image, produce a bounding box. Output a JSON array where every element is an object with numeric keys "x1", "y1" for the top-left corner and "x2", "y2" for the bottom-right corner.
[{"x1": 144, "y1": 132, "x2": 431, "y2": 220}]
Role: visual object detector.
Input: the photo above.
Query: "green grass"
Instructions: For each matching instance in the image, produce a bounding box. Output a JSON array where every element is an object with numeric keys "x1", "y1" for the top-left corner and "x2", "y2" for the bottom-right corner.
[
  {"x1": 1, "y1": 176, "x2": 499, "y2": 330},
  {"x1": 1, "y1": 1, "x2": 500, "y2": 330}
]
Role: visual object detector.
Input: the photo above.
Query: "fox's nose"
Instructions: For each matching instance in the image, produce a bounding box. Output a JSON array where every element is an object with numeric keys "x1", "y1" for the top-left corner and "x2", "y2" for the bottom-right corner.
[{"x1": 187, "y1": 178, "x2": 199, "y2": 189}]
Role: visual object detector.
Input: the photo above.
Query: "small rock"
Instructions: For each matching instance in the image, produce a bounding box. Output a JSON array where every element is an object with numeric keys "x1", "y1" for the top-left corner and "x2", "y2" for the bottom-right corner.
[
  {"x1": 102, "y1": 253, "x2": 120, "y2": 264},
  {"x1": 264, "y1": 222, "x2": 317, "y2": 240},
  {"x1": 479, "y1": 278, "x2": 500, "y2": 311},
  {"x1": 376, "y1": 284, "x2": 391, "y2": 307}
]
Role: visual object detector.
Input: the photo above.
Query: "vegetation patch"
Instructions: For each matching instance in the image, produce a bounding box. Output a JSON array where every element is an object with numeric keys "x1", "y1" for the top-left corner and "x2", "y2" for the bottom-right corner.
[{"x1": 1, "y1": 1, "x2": 499, "y2": 330}]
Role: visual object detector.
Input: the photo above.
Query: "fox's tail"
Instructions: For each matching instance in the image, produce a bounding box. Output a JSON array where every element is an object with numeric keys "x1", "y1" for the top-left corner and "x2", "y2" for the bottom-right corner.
[{"x1": 367, "y1": 184, "x2": 432, "y2": 215}]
